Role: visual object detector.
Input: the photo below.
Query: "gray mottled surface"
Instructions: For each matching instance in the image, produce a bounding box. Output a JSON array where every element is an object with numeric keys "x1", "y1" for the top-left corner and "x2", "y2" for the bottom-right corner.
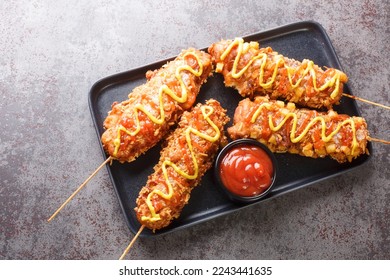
[{"x1": 1, "y1": 0, "x2": 389, "y2": 260}]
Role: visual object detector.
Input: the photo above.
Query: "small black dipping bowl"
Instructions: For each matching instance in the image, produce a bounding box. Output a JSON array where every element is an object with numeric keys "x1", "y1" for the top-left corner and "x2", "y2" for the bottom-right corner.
[{"x1": 214, "y1": 139, "x2": 278, "y2": 204}]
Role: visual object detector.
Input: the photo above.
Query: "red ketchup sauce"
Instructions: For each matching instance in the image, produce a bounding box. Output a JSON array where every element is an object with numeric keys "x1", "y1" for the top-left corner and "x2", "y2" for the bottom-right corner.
[{"x1": 219, "y1": 144, "x2": 274, "y2": 197}]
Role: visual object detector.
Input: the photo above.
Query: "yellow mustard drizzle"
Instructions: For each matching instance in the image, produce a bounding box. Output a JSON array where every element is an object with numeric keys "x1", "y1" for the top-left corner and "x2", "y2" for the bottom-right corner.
[
  {"x1": 142, "y1": 105, "x2": 221, "y2": 222},
  {"x1": 113, "y1": 52, "x2": 204, "y2": 157},
  {"x1": 219, "y1": 38, "x2": 342, "y2": 98},
  {"x1": 250, "y1": 102, "x2": 358, "y2": 155}
]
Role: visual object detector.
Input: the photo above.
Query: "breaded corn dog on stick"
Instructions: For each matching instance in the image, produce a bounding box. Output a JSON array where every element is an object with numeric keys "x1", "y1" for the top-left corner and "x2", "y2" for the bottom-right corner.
[
  {"x1": 135, "y1": 99, "x2": 229, "y2": 230},
  {"x1": 208, "y1": 38, "x2": 348, "y2": 109},
  {"x1": 228, "y1": 96, "x2": 369, "y2": 163},
  {"x1": 48, "y1": 49, "x2": 213, "y2": 222},
  {"x1": 102, "y1": 48, "x2": 213, "y2": 163}
]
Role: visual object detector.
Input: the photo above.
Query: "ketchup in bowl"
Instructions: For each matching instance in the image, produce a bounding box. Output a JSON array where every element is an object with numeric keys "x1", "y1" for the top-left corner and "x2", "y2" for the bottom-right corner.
[{"x1": 215, "y1": 139, "x2": 277, "y2": 203}]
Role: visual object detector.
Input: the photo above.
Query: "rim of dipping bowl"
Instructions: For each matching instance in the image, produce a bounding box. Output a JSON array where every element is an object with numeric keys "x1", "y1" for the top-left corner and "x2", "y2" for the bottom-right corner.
[{"x1": 214, "y1": 139, "x2": 278, "y2": 204}]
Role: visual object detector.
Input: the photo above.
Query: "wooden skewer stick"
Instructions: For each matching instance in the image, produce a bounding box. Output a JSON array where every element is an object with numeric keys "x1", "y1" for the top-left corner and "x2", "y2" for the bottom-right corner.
[
  {"x1": 368, "y1": 137, "x2": 390, "y2": 145},
  {"x1": 343, "y1": 93, "x2": 390, "y2": 110},
  {"x1": 119, "y1": 225, "x2": 146, "y2": 260},
  {"x1": 47, "y1": 156, "x2": 113, "y2": 222},
  {"x1": 115, "y1": 136, "x2": 388, "y2": 260}
]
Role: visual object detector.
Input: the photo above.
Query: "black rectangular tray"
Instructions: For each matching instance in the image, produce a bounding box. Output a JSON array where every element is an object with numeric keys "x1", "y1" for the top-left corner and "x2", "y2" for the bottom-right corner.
[{"x1": 88, "y1": 21, "x2": 372, "y2": 237}]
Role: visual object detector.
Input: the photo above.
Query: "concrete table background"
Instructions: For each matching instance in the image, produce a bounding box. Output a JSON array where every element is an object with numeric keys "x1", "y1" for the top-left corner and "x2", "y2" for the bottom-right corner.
[{"x1": 1, "y1": 0, "x2": 389, "y2": 259}]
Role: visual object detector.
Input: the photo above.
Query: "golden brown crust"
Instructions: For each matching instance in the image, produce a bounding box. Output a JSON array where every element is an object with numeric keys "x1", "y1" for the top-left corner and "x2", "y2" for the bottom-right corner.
[
  {"x1": 101, "y1": 49, "x2": 213, "y2": 163},
  {"x1": 228, "y1": 96, "x2": 368, "y2": 163},
  {"x1": 208, "y1": 38, "x2": 348, "y2": 109},
  {"x1": 135, "y1": 99, "x2": 229, "y2": 230}
]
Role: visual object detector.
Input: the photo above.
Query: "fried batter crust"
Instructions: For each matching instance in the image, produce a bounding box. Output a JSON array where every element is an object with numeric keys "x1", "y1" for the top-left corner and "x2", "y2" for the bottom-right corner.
[
  {"x1": 135, "y1": 99, "x2": 229, "y2": 230},
  {"x1": 101, "y1": 49, "x2": 213, "y2": 162},
  {"x1": 208, "y1": 39, "x2": 348, "y2": 109},
  {"x1": 228, "y1": 96, "x2": 368, "y2": 163}
]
